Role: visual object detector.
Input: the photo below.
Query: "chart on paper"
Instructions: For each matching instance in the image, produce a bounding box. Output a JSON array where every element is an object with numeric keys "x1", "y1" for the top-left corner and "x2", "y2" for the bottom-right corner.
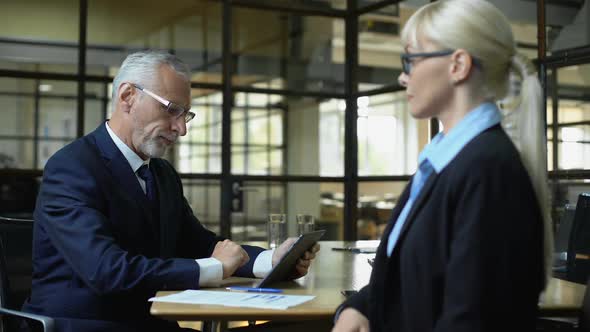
[{"x1": 149, "y1": 290, "x2": 315, "y2": 310}]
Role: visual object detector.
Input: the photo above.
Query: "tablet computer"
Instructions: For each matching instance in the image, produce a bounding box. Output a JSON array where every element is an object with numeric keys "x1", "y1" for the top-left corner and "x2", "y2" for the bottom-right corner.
[{"x1": 257, "y1": 229, "x2": 325, "y2": 287}]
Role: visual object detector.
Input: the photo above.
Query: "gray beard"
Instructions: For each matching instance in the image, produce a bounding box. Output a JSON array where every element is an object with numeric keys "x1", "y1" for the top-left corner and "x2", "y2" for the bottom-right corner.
[
  {"x1": 139, "y1": 137, "x2": 167, "y2": 158},
  {"x1": 131, "y1": 112, "x2": 168, "y2": 159}
]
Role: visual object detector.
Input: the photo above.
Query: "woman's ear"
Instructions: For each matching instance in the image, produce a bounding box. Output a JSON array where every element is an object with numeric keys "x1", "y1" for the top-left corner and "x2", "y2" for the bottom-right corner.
[{"x1": 449, "y1": 49, "x2": 474, "y2": 84}]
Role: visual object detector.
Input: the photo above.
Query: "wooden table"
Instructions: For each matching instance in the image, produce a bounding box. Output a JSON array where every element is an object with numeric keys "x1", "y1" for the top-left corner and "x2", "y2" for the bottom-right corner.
[
  {"x1": 151, "y1": 241, "x2": 376, "y2": 322},
  {"x1": 151, "y1": 241, "x2": 586, "y2": 324}
]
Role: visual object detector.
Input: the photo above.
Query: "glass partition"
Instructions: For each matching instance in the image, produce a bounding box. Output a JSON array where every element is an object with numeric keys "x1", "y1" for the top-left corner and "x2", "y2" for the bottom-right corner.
[
  {"x1": 546, "y1": 1, "x2": 589, "y2": 54},
  {"x1": 177, "y1": 89, "x2": 223, "y2": 174},
  {"x1": 231, "y1": 8, "x2": 344, "y2": 94},
  {"x1": 0, "y1": 78, "x2": 77, "y2": 169},
  {"x1": 87, "y1": 0, "x2": 223, "y2": 84},
  {"x1": 358, "y1": 181, "x2": 407, "y2": 240},
  {"x1": 357, "y1": 91, "x2": 427, "y2": 176},
  {"x1": 85, "y1": 83, "x2": 109, "y2": 135},
  {"x1": 182, "y1": 179, "x2": 221, "y2": 234},
  {"x1": 0, "y1": 78, "x2": 36, "y2": 168},
  {"x1": 232, "y1": 181, "x2": 344, "y2": 241},
  {"x1": 357, "y1": 4, "x2": 402, "y2": 92},
  {"x1": 547, "y1": 64, "x2": 590, "y2": 171},
  {"x1": 231, "y1": 94, "x2": 345, "y2": 176},
  {"x1": 0, "y1": 0, "x2": 79, "y2": 74}
]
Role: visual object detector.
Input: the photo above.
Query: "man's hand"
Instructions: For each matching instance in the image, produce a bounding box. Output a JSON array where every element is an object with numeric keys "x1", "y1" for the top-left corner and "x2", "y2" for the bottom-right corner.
[
  {"x1": 211, "y1": 240, "x2": 250, "y2": 278},
  {"x1": 332, "y1": 308, "x2": 369, "y2": 332},
  {"x1": 272, "y1": 237, "x2": 320, "y2": 279}
]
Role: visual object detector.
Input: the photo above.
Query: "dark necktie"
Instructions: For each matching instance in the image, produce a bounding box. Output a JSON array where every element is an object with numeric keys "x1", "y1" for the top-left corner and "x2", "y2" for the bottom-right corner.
[{"x1": 137, "y1": 164, "x2": 157, "y2": 203}]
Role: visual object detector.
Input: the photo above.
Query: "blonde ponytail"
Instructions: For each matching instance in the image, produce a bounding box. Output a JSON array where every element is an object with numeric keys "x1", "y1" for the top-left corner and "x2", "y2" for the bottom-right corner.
[{"x1": 502, "y1": 52, "x2": 553, "y2": 285}]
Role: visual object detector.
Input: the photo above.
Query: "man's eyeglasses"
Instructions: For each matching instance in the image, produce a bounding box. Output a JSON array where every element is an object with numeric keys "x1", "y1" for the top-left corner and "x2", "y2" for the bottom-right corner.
[
  {"x1": 400, "y1": 50, "x2": 455, "y2": 75},
  {"x1": 132, "y1": 84, "x2": 195, "y2": 123}
]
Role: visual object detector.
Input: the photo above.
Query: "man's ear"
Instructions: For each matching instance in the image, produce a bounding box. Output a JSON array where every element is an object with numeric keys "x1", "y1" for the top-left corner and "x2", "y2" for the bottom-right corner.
[
  {"x1": 118, "y1": 83, "x2": 135, "y2": 113},
  {"x1": 449, "y1": 49, "x2": 474, "y2": 84}
]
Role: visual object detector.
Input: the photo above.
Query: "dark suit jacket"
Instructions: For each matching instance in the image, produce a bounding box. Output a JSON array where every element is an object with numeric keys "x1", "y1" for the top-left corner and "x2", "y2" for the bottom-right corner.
[
  {"x1": 23, "y1": 123, "x2": 264, "y2": 332},
  {"x1": 343, "y1": 125, "x2": 545, "y2": 331}
]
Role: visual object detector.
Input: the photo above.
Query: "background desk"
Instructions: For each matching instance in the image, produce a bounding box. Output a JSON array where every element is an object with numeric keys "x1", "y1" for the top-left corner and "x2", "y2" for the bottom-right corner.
[
  {"x1": 540, "y1": 277, "x2": 586, "y2": 316},
  {"x1": 151, "y1": 241, "x2": 585, "y2": 322}
]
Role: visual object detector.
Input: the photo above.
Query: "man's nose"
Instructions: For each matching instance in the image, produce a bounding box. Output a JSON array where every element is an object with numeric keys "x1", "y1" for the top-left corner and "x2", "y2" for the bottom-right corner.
[{"x1": 172, "y1": 115, "x2": 187, "y2": 137}]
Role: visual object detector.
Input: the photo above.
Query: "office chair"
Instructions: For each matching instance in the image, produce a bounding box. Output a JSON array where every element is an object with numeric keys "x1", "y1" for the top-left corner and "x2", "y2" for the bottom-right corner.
[
  {"x1": 566, "y1": 194, "x2": 590, "y2": 284},
  {"x1": 0, "y1": 216, "x2": 53, "y2": 332},
  {"x1": 552, "y1": 204, "x2": 577, "y2": 278},
  {"x1": 0, "y1": 176, "x2": 39, "y2": 217}
]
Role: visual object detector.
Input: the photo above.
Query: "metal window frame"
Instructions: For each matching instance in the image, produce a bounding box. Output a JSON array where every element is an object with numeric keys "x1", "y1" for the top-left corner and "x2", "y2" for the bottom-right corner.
[{"x1": 4, "y1": 0, "x2": 590, "y2": 240}]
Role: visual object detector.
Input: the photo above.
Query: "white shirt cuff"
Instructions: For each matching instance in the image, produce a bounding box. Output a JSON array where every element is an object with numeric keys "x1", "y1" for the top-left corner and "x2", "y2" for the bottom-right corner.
[
  {"x1": 252, "y1": 249, "x2": 275, "y2": 278},
  {"x1": 196, "y1": 258, "x2": 223, "y2": 287}
]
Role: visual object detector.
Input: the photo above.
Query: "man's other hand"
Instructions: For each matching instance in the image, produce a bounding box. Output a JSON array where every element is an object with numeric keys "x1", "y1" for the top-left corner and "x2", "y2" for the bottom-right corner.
[
  {"x1": 211, "y1": 240, "x2": 250, "y2": 278},
  {"x1": 272, "y1": 238, "x2": 320, "y2": 279}
]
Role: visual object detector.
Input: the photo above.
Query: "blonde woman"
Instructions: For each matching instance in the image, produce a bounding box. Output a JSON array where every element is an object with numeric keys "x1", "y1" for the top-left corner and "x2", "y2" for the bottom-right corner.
[{"x1": 332, "y1": 0, "x2": 552, "y2": 331}]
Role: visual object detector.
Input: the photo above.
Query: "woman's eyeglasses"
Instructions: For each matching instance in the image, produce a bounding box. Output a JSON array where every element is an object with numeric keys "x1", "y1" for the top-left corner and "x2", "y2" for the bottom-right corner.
[
  {"x1": 132, "y1": 84, "x2": 195, "y2": 123},
  {"x1": 400, "y1": 50, "x2": 455, "y2": 75},
  {"x1": 400, "y1": 49, "x2": 481, "y2": 76}
]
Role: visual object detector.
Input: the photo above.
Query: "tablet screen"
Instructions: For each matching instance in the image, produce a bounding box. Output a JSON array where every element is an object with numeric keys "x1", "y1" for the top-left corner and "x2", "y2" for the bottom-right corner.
[{"x1": 257, "y1": 229, "x2": 325, "y2": 287}]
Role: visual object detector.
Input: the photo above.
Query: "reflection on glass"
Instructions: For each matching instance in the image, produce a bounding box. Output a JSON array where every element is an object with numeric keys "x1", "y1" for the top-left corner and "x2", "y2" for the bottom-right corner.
[
  {"x1": 358, "y1": 181, "x2": 407, "y2": 240},
  {"x1": 0, "y1": 140, "x2": 34, "y2": 169},
  {"x1": 87, "y1": 0, "x2": 222, "y2": 83},
  {"x1": 559, "y1": 124, "x2": 590, "y2": 170},
  {"x1": 232, "y1": 8, "x2": 343, "y2": 93},
  {"x1": 0, "y1": 78, "x2": 80, "y2": 169},
  {"x1": 182, "y1": 179, "x2": 220, "y2": 234},
  {"x1": 547, "y1": 128, "x2": 554, "y2": 172},
  {"x1": 231, "y1": 94, "x2": 344, "y2": 176},
  {"x1": 38, "y1": 98, "x2": 77, "y2": 168},
  {"x1": 546, "y1": 1, "x2": 589, "y2": 53},
  {"x1": 548, "y1": 64, "x2": 590, "y2": 171},
  {"x1": 232, "y1": 182, "x2": 285, "y2": 241},
  {"x1": 232, "y1": 181, "x2": 343, "y2": 241},
  {"x1": 85, "y1": 83, "x2": 109, "y2": 136},
  {"x1": 357, "y1": 5, "x2": 402, "y2": 92},
  {"x1": 319, "y1": 99, "x2": 345, "y2": 176},
  {"x1": 557, "y1": 64, "x2": 590, "y2": 93},
  {"x1": 232, "y1": 92, "x2": 284, "y2": 175},
  {"x1": 0, "y1": 0, "x2": 79, "y2": 73},
  {"x1": 318, "y1": 183, "x2": 344, "y2": 240},
  {"x1": 358, "y1": 92, "x2": 421, "y2": 176},
  {"x1": 256, "y1": 0, "x2": 347, "y2": 10},
  {"x1": 177, "y1": 90, "x2": 222, "y2": 173},
  {"x1": 550, "y1": 179, "x2": 590, "y2": 224},
  {"x1": 0, "y1": 78, "x2": 35, "y2": 138}
]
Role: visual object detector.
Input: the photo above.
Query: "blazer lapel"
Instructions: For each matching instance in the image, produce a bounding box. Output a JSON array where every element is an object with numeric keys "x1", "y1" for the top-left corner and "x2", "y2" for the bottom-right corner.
[
  {"x1": 396, "y1": 173, "x2": 438, "y2": 248},
  {"x1": 380, "y1": 183, "x2": 411, "y2": 244},
  {"x1": 375, "y1": 182, "x2": 412, "y2": 262},
  {"x1": 91, "y1": 123, "x2": 159, "y2": 239}
]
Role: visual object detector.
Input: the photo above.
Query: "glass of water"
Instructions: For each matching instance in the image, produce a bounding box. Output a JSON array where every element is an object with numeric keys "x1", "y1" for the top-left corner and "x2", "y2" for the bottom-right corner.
[
  {"x1": 296, "y1": 214, "x2": 315, "y2": 236},
  {"x1": 268, "y1": 214, "x2": 286, "y2": 249}
]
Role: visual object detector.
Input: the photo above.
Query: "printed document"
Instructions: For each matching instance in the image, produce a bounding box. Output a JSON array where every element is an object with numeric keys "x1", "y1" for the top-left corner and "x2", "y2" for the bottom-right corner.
[{"x1": 149, "y1": 290, "x2": 315, "y2": 310}]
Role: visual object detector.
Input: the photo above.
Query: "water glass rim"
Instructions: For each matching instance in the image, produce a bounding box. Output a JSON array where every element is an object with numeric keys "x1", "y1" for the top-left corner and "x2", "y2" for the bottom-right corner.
[
  {"x1": 296, "y1": 214, "x2": 315, "y2": 223},
  {"x1": 268, "y1": 213, "x2": 286, "y2": 222}
]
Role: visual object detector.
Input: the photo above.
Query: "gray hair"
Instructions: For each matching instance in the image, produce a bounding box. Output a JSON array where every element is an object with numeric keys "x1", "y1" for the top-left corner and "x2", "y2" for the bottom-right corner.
[{"x1": 111, "y1": 50, "x2": 191, "y2": 102}]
